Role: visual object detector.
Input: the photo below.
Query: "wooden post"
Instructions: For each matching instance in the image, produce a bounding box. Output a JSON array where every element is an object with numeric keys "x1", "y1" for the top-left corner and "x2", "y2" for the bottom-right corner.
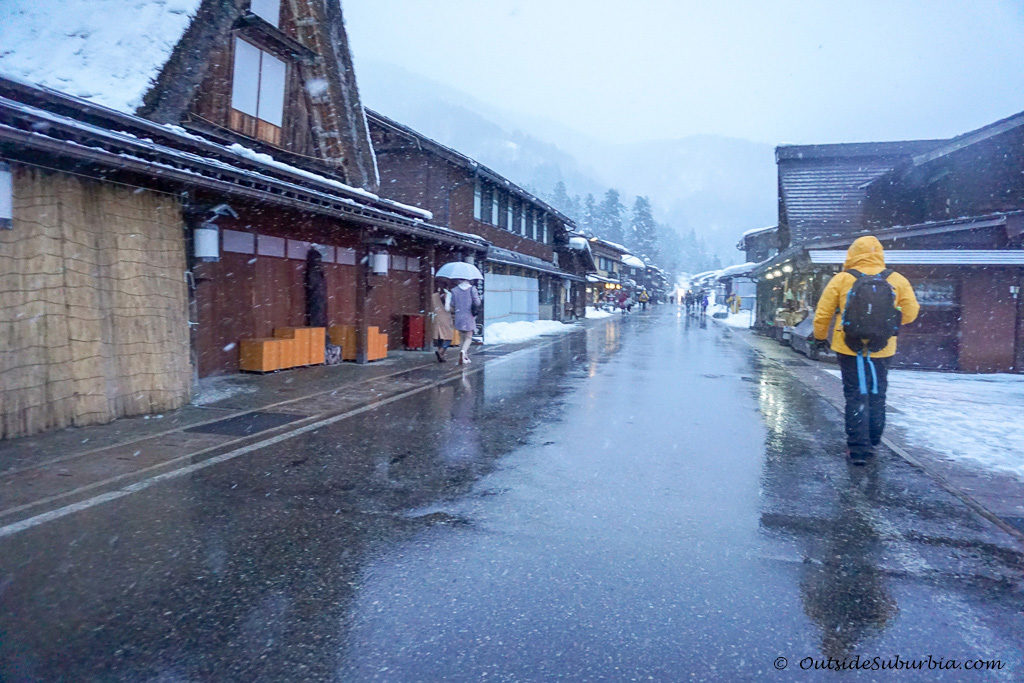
[
  {"x1": 355, "y1": 232, "x2": 369, "y2": 364},
  {"x1": 1016, "y1": 270, "x2": 1024, "y2": 372},
  {"x1": 422, "y1": 245, "x2": 435, "y2": 350}
]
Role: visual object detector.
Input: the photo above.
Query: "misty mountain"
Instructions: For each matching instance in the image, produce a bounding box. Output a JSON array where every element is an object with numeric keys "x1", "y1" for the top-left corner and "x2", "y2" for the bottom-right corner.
[
  {"x1": 596, "y1": 136, "x2": 777, "y2": 260},
  {"x1": 355, "y1": 60, "x2": 776, "y2": 263},
  {"x1": 356, "y1": 60, "x2": 605, "y2": 197}
]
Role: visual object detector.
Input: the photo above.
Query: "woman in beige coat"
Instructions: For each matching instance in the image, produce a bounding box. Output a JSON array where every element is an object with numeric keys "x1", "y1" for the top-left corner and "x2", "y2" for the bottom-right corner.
[{"x1": 431, "y1": 283, "x2": 455, "y2": 362}]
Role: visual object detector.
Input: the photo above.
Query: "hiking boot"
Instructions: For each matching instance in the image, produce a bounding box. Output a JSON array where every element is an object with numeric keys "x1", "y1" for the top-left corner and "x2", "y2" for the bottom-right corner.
[{"x1": 845, "y1": 448, "x2": 868, "y2": 466}]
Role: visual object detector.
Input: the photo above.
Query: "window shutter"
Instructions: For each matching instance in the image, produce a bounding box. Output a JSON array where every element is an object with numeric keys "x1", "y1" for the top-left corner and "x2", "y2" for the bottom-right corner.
[
  {"x1": 250, "y1": 0, "x2": 281, "y2": 26},
  {"x1": 231, "y1": 38, "x2": 260, "y2": 117},
  {"x1": 258, "y1": 51, "x2": 286, "y2": 127}
]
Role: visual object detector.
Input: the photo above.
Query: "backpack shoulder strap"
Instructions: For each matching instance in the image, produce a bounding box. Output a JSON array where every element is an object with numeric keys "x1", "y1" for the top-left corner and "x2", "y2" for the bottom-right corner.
[
  {"x1": 879, "y1": 268, "x2": 893, "y2": 279},
  {"x1": 845, "y1": 269, "x2": 865, "y2": 279}
]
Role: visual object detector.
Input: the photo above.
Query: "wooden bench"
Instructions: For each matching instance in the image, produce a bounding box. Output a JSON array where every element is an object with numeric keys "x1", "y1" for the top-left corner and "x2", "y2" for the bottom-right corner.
[
  {"x1": 327, "y1": 325, "x2": 388, "y2": 361},
  {"x1": 239, "y1": 326, "x2": 325, "y2": 372}
]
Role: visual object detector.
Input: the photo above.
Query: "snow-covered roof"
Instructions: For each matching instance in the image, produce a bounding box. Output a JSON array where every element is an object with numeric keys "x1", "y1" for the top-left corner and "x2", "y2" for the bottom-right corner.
[
  {"x1": 621, "y1": 254, "x2": 646, "y2": 269},
  {"x1": 568, "y1": 236, "x2": 590, "y2": 251},
  {"x1": 691, "y1": 270, "x2": 721, "y2": 282},
  {"x1": 227, "y1": 142, "x2": 430, "y2": 220},
  {"x1": 599, "y1": 239, "x2": 629, "y2": 252},
  {"x1": 741, "y1": 225, "x2": 776, "y2": 238},
  {"x1": 719, "y1": 262, "x2": 757, "y2": 277},
  {"x1": 0, "y1": 87, "x2": 471, "y2": 248},
  {"x1": 0, "y1": 0, "x2": 202, "y2": 113}
]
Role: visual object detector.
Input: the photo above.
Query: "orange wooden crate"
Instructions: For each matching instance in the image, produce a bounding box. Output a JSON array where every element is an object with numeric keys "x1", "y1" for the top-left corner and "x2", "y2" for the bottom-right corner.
[
  {"x1": 307, "y1": 327, "x2": 325, "y2": 365},
  {"x1": 367, "y1": 327, "x2": 388, "y2": 361},
  {"x1": 327, "y1": 325, "x2": 387, "y2": 361},
  {"x1": 329, "y1": 325, "x2": 358, "y2": 361},
  {"x1": 239, "y1": 338, "x2": 287, "y2": 372},
  {"x1": 282, "y1": 337, "x2": 300, "y2": 369},
  {"x1": 274, "y1": 327, "x2": 318, "y2": 366}
]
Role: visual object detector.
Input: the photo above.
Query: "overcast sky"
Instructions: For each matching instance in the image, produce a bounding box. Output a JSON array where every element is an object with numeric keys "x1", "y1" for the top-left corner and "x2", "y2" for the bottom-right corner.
[{"x1": 343, "y1": 0, "x2": 1024, "y2": 146}]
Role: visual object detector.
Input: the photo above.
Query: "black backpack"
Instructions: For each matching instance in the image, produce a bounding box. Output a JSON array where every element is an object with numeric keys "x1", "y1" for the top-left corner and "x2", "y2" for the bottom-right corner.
[{"x1": 841, "y1": 269, "x2": 900, "y2": 353}]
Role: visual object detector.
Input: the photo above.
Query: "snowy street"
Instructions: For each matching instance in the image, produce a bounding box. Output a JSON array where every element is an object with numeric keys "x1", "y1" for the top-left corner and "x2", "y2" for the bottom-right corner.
[
  {"x1": 2, "y1": 0, "x2": 1024, "y2": 679},
  {"x1": 1, "y1": 309, "x2": 1022, "y2": 680}
]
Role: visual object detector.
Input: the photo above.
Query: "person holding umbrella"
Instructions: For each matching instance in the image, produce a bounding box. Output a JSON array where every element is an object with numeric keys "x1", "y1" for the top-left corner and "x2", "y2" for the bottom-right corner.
[
  {"x1": 430, "y1": 281, "x2": 454, "y2": 362},
  {"x1": 435, "y1": 261, "x2": 483, "y2": 365}
]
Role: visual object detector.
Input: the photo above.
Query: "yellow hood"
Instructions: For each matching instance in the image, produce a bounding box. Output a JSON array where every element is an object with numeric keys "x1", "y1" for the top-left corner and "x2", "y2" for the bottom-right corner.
[{"x1": 844, "y1": 236, "x2": 886, "y2": 272}]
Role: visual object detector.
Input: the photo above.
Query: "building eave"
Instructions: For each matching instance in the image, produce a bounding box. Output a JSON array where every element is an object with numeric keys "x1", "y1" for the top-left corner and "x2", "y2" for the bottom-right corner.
[
  {"x1": 0, "y1": 86, "x2": 488, "y2": 252},
  {"x1": 367, "y1": 108, "x2": 576, "y2": 227}
]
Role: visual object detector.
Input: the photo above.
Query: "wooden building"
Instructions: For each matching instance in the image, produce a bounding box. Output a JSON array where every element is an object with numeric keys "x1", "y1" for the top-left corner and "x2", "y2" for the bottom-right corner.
[
  {"x1": 366, "y1": 111, "x2": 590, "y2": 329},
  {"x1": 586, "y1": 238, "x2": 631, "y2": 304},
  {"x1": 749, "y1": 120, "x2": 1024, "y2": 372},
  {"x1": 0, "y1": 0, "x2": 487, "y2": 437},
  {"x1": 736, "y1": 225, "x2": 778, "y2": 264}
]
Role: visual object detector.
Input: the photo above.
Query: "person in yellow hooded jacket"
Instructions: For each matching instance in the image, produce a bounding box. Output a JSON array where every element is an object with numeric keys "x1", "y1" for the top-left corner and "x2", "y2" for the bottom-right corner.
[{"x1": 812, "y1": 236, "x2": 919, "y2": 464}]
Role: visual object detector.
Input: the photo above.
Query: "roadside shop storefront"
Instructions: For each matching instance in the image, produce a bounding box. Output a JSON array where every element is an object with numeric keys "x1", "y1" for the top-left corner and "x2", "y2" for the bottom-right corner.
[{"x1": 752, "y1": 235, "x2": 1024, "y2": 372}]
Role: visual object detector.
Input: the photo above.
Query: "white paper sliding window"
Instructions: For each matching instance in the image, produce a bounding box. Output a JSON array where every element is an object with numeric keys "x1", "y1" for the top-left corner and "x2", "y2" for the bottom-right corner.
[
  {"x1": 250, "y1": 0, "x2": 280, "y2": 26},
  {"x1": 230, "y1": 38, "x2": 287, "y2": 143},
  {"x1": 231, "y1": 39, "x2": 261, "y2": 117},
  {"x1": 258, "y1": 52, "x2": 286, "y2": 127}
]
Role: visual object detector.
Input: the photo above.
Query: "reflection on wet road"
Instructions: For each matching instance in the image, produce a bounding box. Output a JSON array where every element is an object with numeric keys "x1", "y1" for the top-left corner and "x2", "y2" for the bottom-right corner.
[{"x1": 1, "y1": 309, "x2": 1022, "y2": 680}]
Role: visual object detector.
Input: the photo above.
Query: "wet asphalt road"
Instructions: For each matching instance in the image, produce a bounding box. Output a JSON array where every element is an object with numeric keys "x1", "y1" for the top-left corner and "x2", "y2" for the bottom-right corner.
[{"x1": 2, "y1": 308, "x2": 1023, "y2": 681}]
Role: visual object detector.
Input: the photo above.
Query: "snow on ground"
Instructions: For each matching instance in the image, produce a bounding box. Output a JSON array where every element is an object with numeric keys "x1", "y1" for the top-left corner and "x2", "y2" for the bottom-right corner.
[
  {"x1": 826, "y1": 368, "x2": 1024, "y2": 478},
  {"x1": 585, "y1": 306, "x2": 614, "y2": 319},
  {"x1": 711, "y1": 304, "x2": 754, "y2": 328},
  {"x1": 484, "y1": 320, "x2": 574, "y2": 345},
  {"x1": 192, "y1": 375, "x2": 258, "y2": 406},
  {"x1": 721, "y1": 311, "x2": 755, "y2": 328}
]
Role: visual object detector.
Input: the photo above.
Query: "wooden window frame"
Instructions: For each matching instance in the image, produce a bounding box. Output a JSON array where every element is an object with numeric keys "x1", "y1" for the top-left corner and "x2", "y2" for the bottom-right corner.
[{"x1": 229, "y1": 37, "x2": 287, "y2": 146}]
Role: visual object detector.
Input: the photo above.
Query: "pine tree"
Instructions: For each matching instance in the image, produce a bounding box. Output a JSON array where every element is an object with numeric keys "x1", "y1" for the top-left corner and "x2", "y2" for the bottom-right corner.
[
  {"x1": 581, "y1": 194, "x2": 597, "y2": 234},
  {"x1": 597, "y1": 189, "x2": 625, "y2": 244},
  {"x1": 631, "y1": 195, "x2": 658, "y2": 259},
  {"x1": 549, "y1": 181, "x2": 572, "y2": 215},
  {"x1": 568, "y1": 194, "x2": 582, "y2": 224}
]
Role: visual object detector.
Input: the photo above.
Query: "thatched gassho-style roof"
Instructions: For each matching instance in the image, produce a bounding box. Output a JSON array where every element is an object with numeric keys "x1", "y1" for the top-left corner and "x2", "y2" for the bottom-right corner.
[{"x1": 0, "y1": 0, "x2": 381, "y2": 192}]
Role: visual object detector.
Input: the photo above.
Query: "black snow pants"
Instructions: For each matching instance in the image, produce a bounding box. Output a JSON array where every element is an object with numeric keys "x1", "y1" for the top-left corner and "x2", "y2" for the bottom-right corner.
[{"x1": 837, "y1": 352, "x2": 890, "y2": 457}]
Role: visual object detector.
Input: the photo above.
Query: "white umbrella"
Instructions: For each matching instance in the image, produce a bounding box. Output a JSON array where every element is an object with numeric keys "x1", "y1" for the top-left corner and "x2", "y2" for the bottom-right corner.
[{"x1": 435, "y1": 261, "x2": 484, "y2": 281}]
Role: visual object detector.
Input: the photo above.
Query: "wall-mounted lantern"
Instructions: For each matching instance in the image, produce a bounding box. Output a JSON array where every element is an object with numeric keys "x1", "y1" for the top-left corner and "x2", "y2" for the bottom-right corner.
[
  {"x1": 371, "y1": 251, "x2": 389, "y2": 275},
  {"x1": 0, "y1": 161, "x2": 12, "y2": 230},
  {"x1": 186, "y1": 202, "x2": 237, "y2": 262},
  {"x1": 772, "y1": 269, "x2": 783, "y2": 278},
  {"x1": 364, "y1": 235, "x2": 395, "y2": 275},
  {"x1": 782, "y1": 264, "x2": 793, "y2": 273}
]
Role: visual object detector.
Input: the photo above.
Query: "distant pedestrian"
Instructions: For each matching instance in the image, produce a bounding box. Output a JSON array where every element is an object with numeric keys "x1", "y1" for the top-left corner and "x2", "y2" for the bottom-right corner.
[
  {"x1": 700, "y1": 292, "x2": 709, "y2": 316},
  {"x1": 638, "y1": 289, "x2": 650, "y2": 311},
  {"x1": 617, "y1": 290, "x2": 630, "y2": 313},
  {"x1": 450, "y1": 279, "x2": 481, "y2": 365},
  {"x1": 812, "y1": 236, "x2": 919, "y2": 465},
  {"x1": 430, "y1": 283, "x2": 454, "y2": 363}
]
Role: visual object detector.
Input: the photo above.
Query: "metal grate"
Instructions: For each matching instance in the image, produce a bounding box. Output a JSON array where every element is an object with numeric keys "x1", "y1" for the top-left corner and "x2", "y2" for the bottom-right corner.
[{"x1": 185, "y1": 411, "x2": 305, "y2": 436}]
